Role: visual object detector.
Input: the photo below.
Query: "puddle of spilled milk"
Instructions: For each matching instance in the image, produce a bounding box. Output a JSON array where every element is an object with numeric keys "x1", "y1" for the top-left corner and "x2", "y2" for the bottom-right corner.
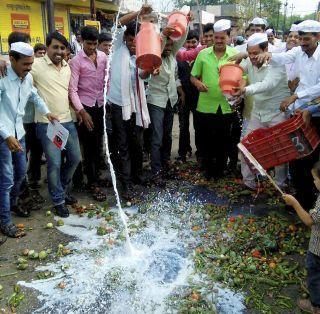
[{"x1": 19, "y1": 192, "x2": 245, "y2": 314}]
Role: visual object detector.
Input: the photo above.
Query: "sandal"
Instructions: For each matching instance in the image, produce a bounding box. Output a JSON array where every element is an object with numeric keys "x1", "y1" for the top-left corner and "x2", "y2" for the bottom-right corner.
[
  {"x1": 0, "y1": 223, "x2": 26, "y2": 238},
  {"x1": 90, "y1": 186, "x2": 107, "y2": 202}
]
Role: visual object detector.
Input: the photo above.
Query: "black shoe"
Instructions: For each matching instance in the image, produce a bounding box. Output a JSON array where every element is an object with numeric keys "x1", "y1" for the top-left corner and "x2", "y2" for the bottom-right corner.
[
  {"x1": 54, "y1": 204, "x2": 70, "y2": 218},
  {"x1": 12, "y1": 205, "x2": 30, "y2": 217},
  {"x1": 65, "y1": 194, "x2": 78, "y2": 206}
]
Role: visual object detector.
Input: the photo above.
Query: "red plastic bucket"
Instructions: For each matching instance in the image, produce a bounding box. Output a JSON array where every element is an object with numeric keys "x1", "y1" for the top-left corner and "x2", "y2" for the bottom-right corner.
[
  {"x1": 219, "y1": 64, "x2": 244, "y2": 95},
  {"x1": 167, "y1": 11, "x2": 188, "y2": 41},
  {"x1": 136, "y1": 22, "x2": 162, "y2": 71}
]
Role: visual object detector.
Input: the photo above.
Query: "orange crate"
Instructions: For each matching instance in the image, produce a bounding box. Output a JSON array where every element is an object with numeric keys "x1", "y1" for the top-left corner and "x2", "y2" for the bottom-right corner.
[{"x1": 241, "y1": 113, "x2": 320, "y2": 169}]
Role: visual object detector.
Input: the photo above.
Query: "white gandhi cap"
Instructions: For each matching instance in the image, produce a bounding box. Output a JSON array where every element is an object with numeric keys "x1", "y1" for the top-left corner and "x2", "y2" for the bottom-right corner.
[
  {"x1": 214, "y1": 19, "x2": 231, "y2": 32},
  {"x1": 266, "y1": 28, "x2": 274, "y2": 35},
  {"x1": 247, "y1": 33, "x2": 268, "y2": 47},
  {"x1": 297, "y1": 20, "x2": 320, "y2": 33},
  {"x1": 10, "y1": 42, "x2": 34, "y2": 56},
  {"x1": 250, "y1": 17, "x2": 267, "y2": 26},
  {"x1": 290, "y1": 24, "x2": 299, "y2": 32}
]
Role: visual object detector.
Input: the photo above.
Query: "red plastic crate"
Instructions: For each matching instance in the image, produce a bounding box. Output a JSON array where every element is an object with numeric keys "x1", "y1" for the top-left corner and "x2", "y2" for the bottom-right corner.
[{"x1": 241, "y1": 113, "x2": 320, "y2": 169}]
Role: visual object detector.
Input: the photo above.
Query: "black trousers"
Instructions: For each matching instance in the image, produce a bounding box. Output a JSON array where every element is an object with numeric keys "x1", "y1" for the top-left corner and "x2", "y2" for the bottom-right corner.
[
  {"x1": 24, "y1": 123, "x2": 43, "y2": 184},
  {"x1": 197, "y1": 108, "x2": 233, "y2": 177},
  {"x1": 306, "y1": 251, "x2": 320, "y2": 307},
  {"x1": 78, "y1": 104, "x2": 104, "y2": 185},
  {"x1": 290, "y1": 117, "x2": 320, "y2": 209},
  {"x1": 111, "y1": 104, "x2": 144, "y2": 185},
  {"x1": 178, "y1": 97, "x2": 199, "y2": 158}
]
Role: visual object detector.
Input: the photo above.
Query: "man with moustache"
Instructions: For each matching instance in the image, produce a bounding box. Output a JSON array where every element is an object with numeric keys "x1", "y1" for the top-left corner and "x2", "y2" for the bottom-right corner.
[
  {"x1": 258, "y1": 20, "x2": 320, "y2": 211},
  {"x1": 32, "y1": 31, "x2": 81, "y2": 218},
  {"x1": 0, "y1": 42, "x2": 55, "y2": 237},
  {"x1": 190, "y1": 19, "x2": 238, "y2": 179}
]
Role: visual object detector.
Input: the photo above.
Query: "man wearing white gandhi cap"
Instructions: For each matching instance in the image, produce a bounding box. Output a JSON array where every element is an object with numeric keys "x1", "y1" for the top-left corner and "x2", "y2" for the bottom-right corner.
[
  {"x1": 190, "y1": 18, "x2": 239, "y2": 178},
  {"x1": 10, "y1": 42, "x2": 34, "y2": 57},
  {"x1": 233, "y1": 32, "x2": 290, "y2": 190},
  {"x1": 257, "y1": 19, "x2": 320, "y2": 254},
  {"x1": 0, "y1": 42, "x2": 57, "y2": 238},
  {"x1": 258, "y1": 19, "x2": 320, "y2": 113}
]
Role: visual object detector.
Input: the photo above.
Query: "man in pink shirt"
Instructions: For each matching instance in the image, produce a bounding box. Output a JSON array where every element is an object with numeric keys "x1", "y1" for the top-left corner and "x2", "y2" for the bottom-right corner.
[
  {"x1": 69, "y1": 26, "x2": 107, "y2": 200},
  {"x1": 176, "y1": 23, "x2": 214, "y2": 62}
]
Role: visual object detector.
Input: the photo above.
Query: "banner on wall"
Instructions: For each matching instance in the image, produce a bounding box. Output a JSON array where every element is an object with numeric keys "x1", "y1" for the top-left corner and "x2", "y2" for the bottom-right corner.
[
  {"x1": 11, "y1": 13, "x2": 30, "y2": 33},
  {"x1": 84, "y1": 20, "x2": 101, "y2": 32},
  {"x1": 55, "y1": 17, "x2": 64, "y2": 35}
]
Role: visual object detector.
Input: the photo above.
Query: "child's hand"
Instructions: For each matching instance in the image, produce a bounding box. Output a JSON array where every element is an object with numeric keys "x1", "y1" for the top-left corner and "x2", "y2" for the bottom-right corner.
[{"x1": 283, "y1": 194, "x2": 298, "y2": 206}]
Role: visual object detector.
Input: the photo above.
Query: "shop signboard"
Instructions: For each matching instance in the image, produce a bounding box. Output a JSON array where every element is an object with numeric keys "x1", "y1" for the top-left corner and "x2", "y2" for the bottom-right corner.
[{"x1": 11, "y1": 13, "x2": 30, "y2": 33}]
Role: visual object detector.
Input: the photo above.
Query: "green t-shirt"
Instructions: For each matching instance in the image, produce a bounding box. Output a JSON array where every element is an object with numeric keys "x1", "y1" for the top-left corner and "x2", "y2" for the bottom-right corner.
[{"x1": 191, "y1": 45, "x2": 238, "y2": 114}]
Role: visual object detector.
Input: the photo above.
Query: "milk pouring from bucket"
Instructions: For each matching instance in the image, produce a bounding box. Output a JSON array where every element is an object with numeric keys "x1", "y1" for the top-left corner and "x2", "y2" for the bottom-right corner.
[{"x1": 219, "y1": 63, "x2": 244, "y2": 109}]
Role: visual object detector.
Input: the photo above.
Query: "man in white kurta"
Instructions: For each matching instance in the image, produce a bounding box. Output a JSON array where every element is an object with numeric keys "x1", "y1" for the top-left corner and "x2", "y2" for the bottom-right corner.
[{"x1": 234, "y1": 33, "x2": 291, "y2": 189}]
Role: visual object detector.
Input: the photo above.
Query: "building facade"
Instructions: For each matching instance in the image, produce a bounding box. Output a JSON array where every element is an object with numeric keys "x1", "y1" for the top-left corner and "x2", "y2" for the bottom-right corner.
[{"x1": 0, "y1": 0, "x2": 118, "y2": 54}]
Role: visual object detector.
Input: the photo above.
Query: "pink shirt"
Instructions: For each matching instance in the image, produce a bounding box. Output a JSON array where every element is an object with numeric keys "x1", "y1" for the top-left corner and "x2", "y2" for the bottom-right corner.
[
  {"x1": 69, "y1": 50, "x2": 107, "y2": 111},
  {"x1": 176, "y1": 45, "x2": 206, "y2": 62}
]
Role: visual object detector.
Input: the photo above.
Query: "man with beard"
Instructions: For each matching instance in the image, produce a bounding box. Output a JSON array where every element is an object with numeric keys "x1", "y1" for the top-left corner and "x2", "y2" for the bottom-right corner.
[{"x1": 32, "y1": 31, "x2": 81, "y2": 217}]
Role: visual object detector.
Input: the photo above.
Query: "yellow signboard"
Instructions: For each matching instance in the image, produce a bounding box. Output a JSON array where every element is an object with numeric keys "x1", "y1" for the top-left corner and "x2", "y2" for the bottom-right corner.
[{"x1": 84, "y1": 20, "x2": 101, "y2": 32}]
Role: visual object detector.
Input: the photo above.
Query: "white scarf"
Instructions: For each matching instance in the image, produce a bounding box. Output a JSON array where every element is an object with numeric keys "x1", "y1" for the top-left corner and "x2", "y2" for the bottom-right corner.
[{"x1": 120, "y1": 45, "x2": 150, "y2": 128}]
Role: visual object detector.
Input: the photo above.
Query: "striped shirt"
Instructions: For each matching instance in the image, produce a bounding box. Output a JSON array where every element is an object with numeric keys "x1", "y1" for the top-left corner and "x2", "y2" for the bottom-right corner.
[{"x1": 309, "y1": 195, "x2": 320, "y2": 257}]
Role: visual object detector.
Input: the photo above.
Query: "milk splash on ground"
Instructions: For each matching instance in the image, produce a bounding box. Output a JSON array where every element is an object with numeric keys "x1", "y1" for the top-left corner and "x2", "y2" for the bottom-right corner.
[{"x1": 19, "y1": 191, "x2": 245, "y2": 313}]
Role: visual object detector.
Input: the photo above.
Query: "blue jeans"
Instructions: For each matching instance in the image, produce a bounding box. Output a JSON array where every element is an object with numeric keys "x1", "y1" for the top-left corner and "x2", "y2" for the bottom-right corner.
[
  {"x1": 36, "y1": 122, "x2": 81, "y2": 205},
  {"x1": 306, "y1": 251, "x2": 320, "y2": 307},
  {"x1": 148, "y1": 102, "x2": 174, "y2": 175},
  {"x1": 0, "y1": 137, "x2": 27, "y2": 226}
]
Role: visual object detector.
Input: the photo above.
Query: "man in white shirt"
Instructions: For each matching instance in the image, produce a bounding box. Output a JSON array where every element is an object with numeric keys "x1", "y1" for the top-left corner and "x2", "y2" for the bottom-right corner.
[
  {"x1": 106, "y1": 6, "x2": 153, "y2": 200},
  {"x1": 233, "y1": 33, "x2": 290, "y2": 190},
  {"x1": 258, "y1": 19, "x2": 320, "y2": 209},
  {"x1": 258, "y1": 20, "x2": 320, "y2": 113}
]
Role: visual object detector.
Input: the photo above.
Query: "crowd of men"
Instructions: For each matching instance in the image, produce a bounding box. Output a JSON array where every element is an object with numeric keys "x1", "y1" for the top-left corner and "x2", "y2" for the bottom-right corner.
[{"x1": 1, "y1": 4, "x2": 320, "y2": 312}]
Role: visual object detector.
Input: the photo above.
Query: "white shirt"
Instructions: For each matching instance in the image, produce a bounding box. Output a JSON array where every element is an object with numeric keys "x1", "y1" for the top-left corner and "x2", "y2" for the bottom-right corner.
[
  {"x1": 107, "y1": 28, "x2": 139, "y2": 108},
  {"x1": 271, "y1": 45, "x2": 320, "y2": 110},
  {"x1": 244, "y1": 61, "x2": 290, "y2": 123}
]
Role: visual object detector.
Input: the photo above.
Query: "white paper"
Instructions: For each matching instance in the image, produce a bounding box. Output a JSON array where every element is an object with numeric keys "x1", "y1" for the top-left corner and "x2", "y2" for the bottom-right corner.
[{"x1": 46, "y1": 120, "x2": 69, "y2": 150}]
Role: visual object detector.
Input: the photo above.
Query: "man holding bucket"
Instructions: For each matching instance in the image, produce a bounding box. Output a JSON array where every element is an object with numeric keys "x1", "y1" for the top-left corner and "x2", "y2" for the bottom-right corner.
[
  {"x1": 190, "y1": 19, "x2": 238, "y2": 179},
  {"x1": 106, "y1": 6, "x2": 154, "y2": 200},
  {"x1": 147, "y1": 13, "x2": 189, "y2": 185},
  {"x1": 232, "y1": 33, "x2": 290, "y2": 190}
]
